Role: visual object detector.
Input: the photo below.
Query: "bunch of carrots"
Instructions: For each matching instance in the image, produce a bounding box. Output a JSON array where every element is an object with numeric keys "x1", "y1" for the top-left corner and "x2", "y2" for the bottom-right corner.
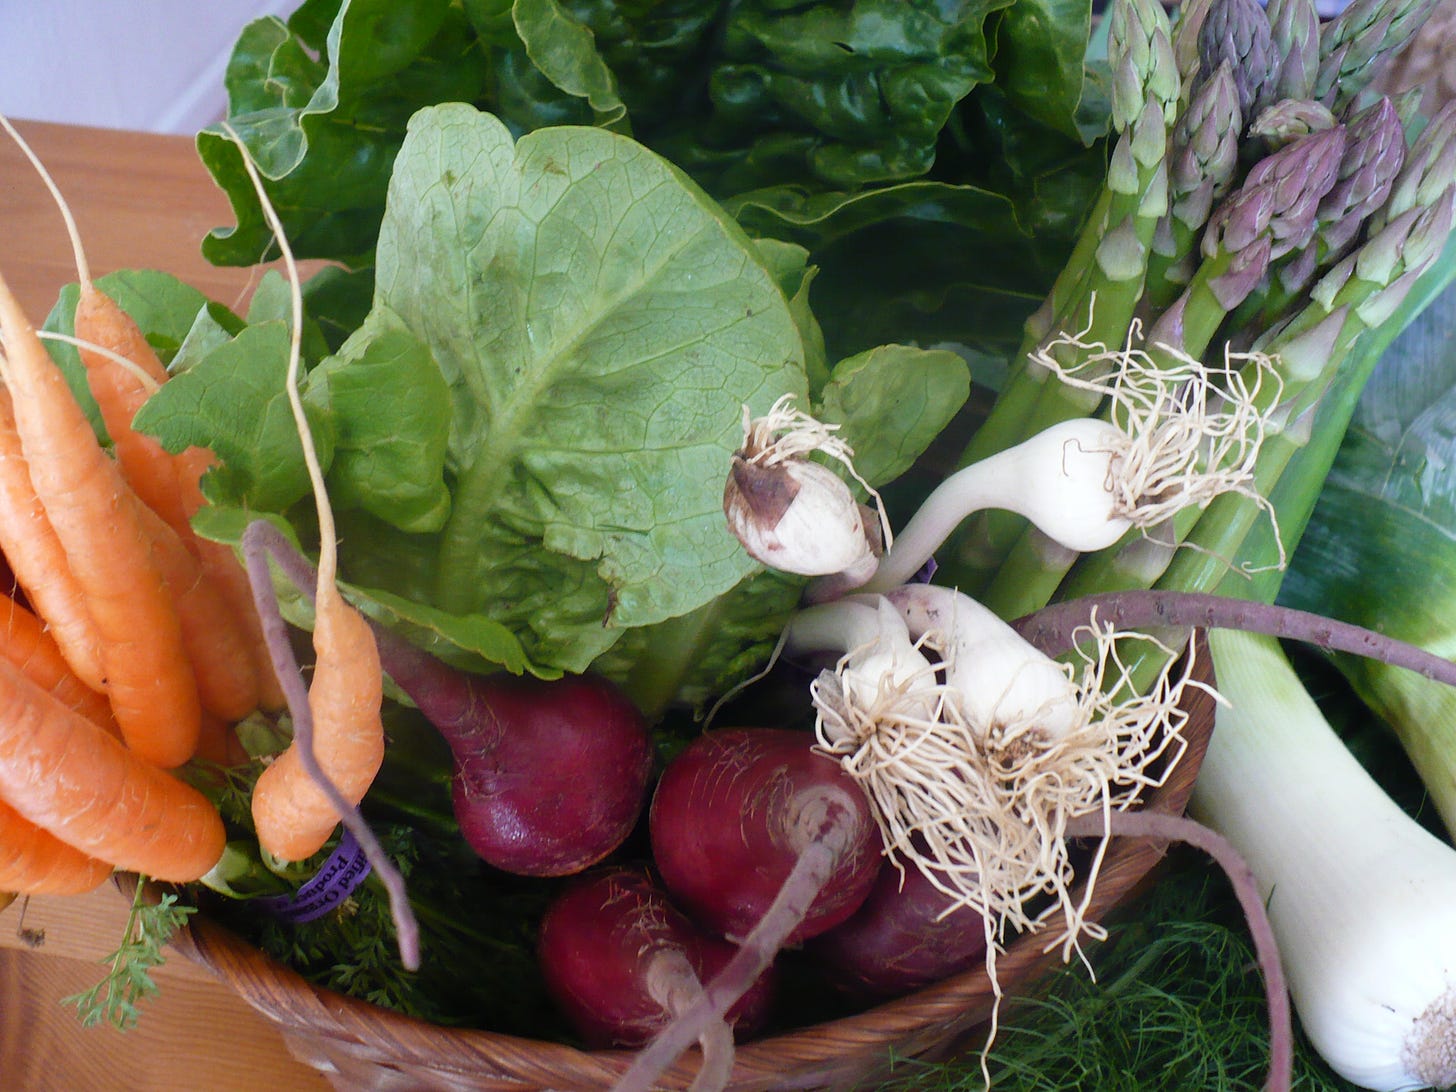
[{"x1": 0, "y1": 118, "x2": 384, "y2": 902}]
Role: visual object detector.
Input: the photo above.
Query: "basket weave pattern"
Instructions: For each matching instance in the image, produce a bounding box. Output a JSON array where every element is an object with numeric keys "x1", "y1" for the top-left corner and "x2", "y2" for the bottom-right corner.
[{"x1": 155, "y1": 639, "x2": 1217, "y2": 1091}]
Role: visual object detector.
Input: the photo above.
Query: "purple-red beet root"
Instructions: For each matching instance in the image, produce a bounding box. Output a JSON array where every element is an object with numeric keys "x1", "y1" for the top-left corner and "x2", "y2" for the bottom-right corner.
[
  {"x1": 612, "y1": 728, "x2": 881, "y2": 1092},
  {"x1": 648, "y1": 727, "x2": 881, "y2": 944},
  {"x1": 409, "y1": 660, "x2": 655, "y2": 877},
  {"x1": 242, "y1": 521, "x2": 654, "y2": 878},
  {"x1": 809, "y1": 856, "x2": 990, "y2": 1000},
  {"x1": 538, "y1": 866, "x2": 775, "y2": 1051}
]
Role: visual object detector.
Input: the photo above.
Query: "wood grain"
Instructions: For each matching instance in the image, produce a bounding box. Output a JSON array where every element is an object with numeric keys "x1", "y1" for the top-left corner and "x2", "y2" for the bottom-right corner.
[
  {"x1": 0, "y1": 117, "x2": 288, "y2": 320},
  {"x1": 0, "y1": 118, "x2": 334, "y2": 1092}
]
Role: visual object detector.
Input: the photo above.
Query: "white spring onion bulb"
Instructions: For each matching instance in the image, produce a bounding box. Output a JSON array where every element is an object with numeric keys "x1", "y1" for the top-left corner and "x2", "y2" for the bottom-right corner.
[
  {"x1": 1194, "y1": 629, "x2": 1456, "y2": 1092},
  {"x1": 818, "y1": 331, "x2": 1280, "y2": 602},
  {"x1": 886, "y1": 582, "x2": 1082, "y2": 741},
  {"x1": 784, "y1": 595, "x2": 938, "y2": 719},
  {"x1": 722, "y1": 395, "x2": 886, "y2": 582}
]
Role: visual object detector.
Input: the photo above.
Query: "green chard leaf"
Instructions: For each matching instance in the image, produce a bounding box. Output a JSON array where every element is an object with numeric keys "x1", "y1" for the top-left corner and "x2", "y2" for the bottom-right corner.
[
  {"x1": 199, "y1": 0, "x2": 485, "y2": 266},
  {"x1": 989, "y1": 0, "x2": 1097, "y2": 142}
]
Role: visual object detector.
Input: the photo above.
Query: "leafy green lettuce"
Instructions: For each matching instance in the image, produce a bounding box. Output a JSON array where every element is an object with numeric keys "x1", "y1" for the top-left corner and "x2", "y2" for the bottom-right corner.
[{"x1": 141, "y1": 105, "x2": 967, "y2": 705}]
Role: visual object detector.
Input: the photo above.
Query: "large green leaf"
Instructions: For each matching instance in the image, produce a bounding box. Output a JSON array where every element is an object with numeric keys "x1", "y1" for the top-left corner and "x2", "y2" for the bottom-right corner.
[
  {"x1": 133, "y1": 320, "x2": 334, "y2": 512},
  {"x1": 353, "y1": 104, "x2": 808, "y2": 669},
  {"x1": 991, "y1": 0, "x2": 1096, "y2": 142}
]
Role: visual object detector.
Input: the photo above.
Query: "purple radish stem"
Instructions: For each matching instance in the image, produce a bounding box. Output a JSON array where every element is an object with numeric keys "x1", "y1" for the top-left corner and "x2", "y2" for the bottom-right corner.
[
  {"x1": 244, "y1": 520, "x2": 654, "y2": 877},
  {"x1": 1064, "y1": 808, "x2": 1291, "y2": 1092},
  {"x1": 1015, "y1": 590, "x2": 1456, "y2": 687},
  {"x1": 241, "y1": 520, "x2": 420, "y2": 970}
]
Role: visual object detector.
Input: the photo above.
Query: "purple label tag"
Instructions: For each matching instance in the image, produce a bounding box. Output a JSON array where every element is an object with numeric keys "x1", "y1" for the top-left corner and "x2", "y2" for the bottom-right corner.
[{"x1": 255, "y1": 829, "x2": 373, "y2": 924}]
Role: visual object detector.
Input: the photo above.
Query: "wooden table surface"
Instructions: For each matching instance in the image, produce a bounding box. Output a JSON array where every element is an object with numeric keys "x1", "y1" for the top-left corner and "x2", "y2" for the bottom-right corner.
[{"x1": 0, "y1": 119, "x2": 332, "y2": 1092}]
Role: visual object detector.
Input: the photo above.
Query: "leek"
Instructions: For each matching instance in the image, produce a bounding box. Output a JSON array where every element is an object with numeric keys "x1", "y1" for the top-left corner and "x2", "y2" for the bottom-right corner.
[{"x1": 1195, "y1": 629, "x2": 1456, "y2": 1092}]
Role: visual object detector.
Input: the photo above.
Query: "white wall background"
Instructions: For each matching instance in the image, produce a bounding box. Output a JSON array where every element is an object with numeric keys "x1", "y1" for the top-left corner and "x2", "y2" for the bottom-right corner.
[{"x1": 0, "y1": 1, "x2": 300, "y2": 134}]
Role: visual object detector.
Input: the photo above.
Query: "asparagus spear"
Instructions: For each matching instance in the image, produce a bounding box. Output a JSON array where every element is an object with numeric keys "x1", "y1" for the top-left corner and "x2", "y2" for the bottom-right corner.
[
  {"x1": 1314, "y1": 0, "x2": 1442, "y2": 111},
  {"x1": 1234, "y1": 96, "x2": 1407, "y2": 334},
  {"x1": 1264, "y1": 0, "x2": 1321, "y2": 102},
  {"x1": 1145, "y1": 62, "x2": 1243, "y2": 312},
  {"x1": 1246, "y1": 98, "x2": 1337, "y2": 149},
  {"x1": 983, "y1": 126, "x2": 1360, "y2": 618},
  {"x1": 1103, "y1": 135, "x2": 1456, "y2": 604},
  {"x1": 1143, "y1": 124, "x2": 1347, "y2": 364},
  {"x1": 941, "y1": 0, "x2": 1178, "y2": 588},
  {"x1": 1196, "y1": 0, "x2": 1281, "y2": 121}
]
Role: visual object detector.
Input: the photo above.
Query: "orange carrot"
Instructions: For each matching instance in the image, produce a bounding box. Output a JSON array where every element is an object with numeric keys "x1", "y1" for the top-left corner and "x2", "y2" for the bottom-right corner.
[
  {"x1": 0, "y1": 270, "x2": 200, "y2": 768},
  {"x1": 236, "y1": 126, "x2": 385, "y2": 861},
  {"x1": 0, "y1": 655, "x2": 225, "y2": 882},
  {"x1": 0, "y1": 388, "x2": 105, "y2": 692},
  {"x1": 0, "y1": 594, "x2": 116, "y2": 734},
  {"x1": 251, "y1": 582, "x2": 385, "y2": 859},
  {"x1": 2, "y1": 113, "x2": 280, "y2": 717},
  {"x1": 128, "y1": 494, "x2": 260, "y2": 724},
  {"x1": 0, "y1": 796, "x2": 113, "y2": 896},
  {"x1": 72, "y1": 283, "x2": 193, "y2": 527},
  {"x1": 174, "y1": 448, "x2": 286, "y2": 712}
]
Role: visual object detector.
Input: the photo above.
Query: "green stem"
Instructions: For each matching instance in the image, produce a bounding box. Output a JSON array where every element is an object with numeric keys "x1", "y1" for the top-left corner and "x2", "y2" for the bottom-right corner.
[{"x1": 622, "y1": 597, "x2": 734, "y2": 722}]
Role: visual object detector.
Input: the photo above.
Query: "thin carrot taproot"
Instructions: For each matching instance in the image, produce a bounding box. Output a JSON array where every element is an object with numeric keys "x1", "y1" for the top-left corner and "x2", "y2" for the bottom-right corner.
[
  {"x1": 0, "y1": 655, "x2": 224, "y2": 882},
  {"x1": 230, "y1": 123, "x2": 385, "y2": 862},
  {"x1": 0, "y1": 270, "x2": 200, "y2": 768},
  {"x1": 0, "y1": 796, "x2": 113, "y2": 896},
  {"x1": 0, "y1": 387, "x2": 105, "y2": 692},
  {"x1": 0, "y1": 594, "x2": 116, "y2": 734}
]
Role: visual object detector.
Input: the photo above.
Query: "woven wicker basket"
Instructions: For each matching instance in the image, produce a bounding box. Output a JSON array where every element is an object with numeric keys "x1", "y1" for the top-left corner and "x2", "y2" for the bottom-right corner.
[{"x1": 143, "y1": 636, "x2": 1217, "y2": 1092}]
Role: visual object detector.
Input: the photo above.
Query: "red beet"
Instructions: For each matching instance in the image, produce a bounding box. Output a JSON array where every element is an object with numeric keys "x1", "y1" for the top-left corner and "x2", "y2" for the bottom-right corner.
[
  {"x1": 538, "y1": 867, "x2": 775, "y2": 1050},
  {"x1": 422, "y1": 666, "x2": 655, "y2": 877},
  {"x1": 615, "y1": 728, "x2": 881, "y2": 1092},
  {"x1": 648, "y1": 727, "x2": 881, "y2": 944},
  {"x1": 809, "y1": 856, "x2": 990, "y2": 1000},
  {"x1": 245, "y1": 521, "x2": 654, "y2": 877}
]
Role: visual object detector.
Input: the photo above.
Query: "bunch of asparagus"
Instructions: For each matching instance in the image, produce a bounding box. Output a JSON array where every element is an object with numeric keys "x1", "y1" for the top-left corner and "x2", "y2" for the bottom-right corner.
[{"x1": 941, "y1": 0, "x2": 1453, "y2": 622}]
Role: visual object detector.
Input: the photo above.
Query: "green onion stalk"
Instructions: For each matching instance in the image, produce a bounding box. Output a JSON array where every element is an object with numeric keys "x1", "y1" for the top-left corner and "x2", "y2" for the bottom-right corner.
[
  {"x1": 980, "y1": 122, "x2": 1350, "y2": 619},
  {"x1": 939, "y1": 0, "x2": 1178, "y2": 591}
]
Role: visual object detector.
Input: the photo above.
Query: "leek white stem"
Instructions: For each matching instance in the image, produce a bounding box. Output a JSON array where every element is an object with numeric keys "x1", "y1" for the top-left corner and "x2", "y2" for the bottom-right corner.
[{"x1": 1194, "y1": 629, "x2": 1456, "y2": 1092}]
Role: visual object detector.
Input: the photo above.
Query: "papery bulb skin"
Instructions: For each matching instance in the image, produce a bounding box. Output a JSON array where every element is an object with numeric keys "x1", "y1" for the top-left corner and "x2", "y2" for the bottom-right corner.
[{"x1": 724, "y1": 455, "x2": 878, "y2": 579}]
